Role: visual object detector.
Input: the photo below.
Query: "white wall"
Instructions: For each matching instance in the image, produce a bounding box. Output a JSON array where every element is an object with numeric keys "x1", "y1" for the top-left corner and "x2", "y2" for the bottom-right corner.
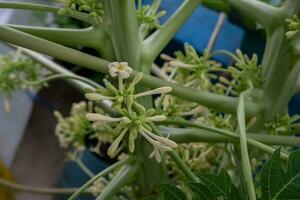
[{"x1": 0, "y1": 9, "x2": 35, "y2": 166}]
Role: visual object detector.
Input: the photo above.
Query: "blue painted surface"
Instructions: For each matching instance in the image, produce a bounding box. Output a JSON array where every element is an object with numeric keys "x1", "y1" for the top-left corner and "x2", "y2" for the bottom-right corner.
[{"x1": 57, "y1": 151, "x2": 108, "y2": 200}]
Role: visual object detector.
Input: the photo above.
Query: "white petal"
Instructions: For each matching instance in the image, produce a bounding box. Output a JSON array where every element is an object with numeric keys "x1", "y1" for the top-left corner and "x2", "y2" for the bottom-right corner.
[
  {"x1": 85, "y1": 93, "x2": 114, "y2": 101},
  {"x1": 147, "y1": 115, "x2": 167, "y2": 122},
  {"x1": 86, "y1": 113, "x2": 122, "y2": 122},
  {"x1": 109, "y1": 67, "x2": 118, "y2": 77}
]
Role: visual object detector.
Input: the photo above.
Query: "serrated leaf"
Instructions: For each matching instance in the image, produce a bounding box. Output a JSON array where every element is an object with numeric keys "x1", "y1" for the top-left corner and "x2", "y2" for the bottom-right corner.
[
  {"x1": 160, "y1": 183, "x2": 186, "y2": 200},
  {"x1": 197, "y1": 169, "x2": 239, "y2": 200},
  {"x1": 188, "y1": 182, "x2": 215, "y2": 200},
  {"x1": 260, "y1": 148, "x2": 300, "y2": 199}
]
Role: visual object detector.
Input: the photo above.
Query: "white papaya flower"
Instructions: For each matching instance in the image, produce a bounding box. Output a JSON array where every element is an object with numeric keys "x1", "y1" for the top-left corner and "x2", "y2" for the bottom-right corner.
[{"x1": 108, "y1": 62, "x2": 133, "y2": 79}]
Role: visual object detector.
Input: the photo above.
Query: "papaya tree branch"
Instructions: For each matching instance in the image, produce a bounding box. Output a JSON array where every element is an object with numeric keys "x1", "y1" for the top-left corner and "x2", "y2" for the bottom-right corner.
[
  {"x1": 226, "y1": 0, "x2": 278, "y2": 31},
  {"x1": 0, "y1": 1, "x2": 92, "y2": 24},
  {"x1": 7, "y1": 25, "x2": 102, "y2": 49},
  {"x1": 0, "y1": 25, "x2": 262, "y2": 117}
]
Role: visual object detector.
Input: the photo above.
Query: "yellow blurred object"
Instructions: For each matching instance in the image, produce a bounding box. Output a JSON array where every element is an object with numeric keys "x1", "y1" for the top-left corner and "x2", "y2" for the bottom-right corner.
[{"x1": 0, "y1": 160, "x2": 14, "y2": 200}]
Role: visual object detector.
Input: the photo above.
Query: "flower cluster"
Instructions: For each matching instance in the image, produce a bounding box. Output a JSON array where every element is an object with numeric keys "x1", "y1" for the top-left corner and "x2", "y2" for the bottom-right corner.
[
  {"x1": 161, "y1": 44, "x2": 222, "y2": 91},
  {"x1": 167, "y1": 143, "x2": 223, "y2": 176},
  {"x1": 136, "y1": 0, "x2": 166, "y2": 31},
  {"x1": 216, "y1": 49, "x2": 263, "y2": 95},
  {"x1": 264, "y1": 114, "x2": 300, "y2": 135},
  {"x1": 54, "y1": 101, "x2": 114, "y2": 153},
  {"x1": 0, "y1": 52, "x2": 45, "y2": 112},
  {"x1": 58, "y1": 0, "x2": 104, "y2": 23},
  {"x1": 85, "y1": 62, "x2": 177, "y2": 162},
  {"x1": 285, "y1": 15, "x2": 300, "y2": 40}
]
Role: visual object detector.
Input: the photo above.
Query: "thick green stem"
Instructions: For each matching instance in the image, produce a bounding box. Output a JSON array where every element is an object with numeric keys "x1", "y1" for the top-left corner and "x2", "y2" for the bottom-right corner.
[
  {"x1": 0, "y1": 1, "x2": 92, "y2": 24},
  {"x1": 143, "y1": 0, "x2": 201, "y2": 63},
  {"x1": 96, "y1": 163, "x2": 140, "y2": 200},
  {"x1": 7, "y1": 25, "x2": 102, "y2": 49},
  {"x1": 158, "y1": 126, "x2": 300, "y2": 146},
  {"x1": 159, "y1": 120, "x2": 288, "y2": 160},
  {"x1": 0, "y1": 26, "x2": 261, "y2": 117},
  {"x1": 104, "y1": 0, "x2": 140, "y2": 67},
  {"x1": 260, "y1": 1, "x2": 300, "y2": 124}
]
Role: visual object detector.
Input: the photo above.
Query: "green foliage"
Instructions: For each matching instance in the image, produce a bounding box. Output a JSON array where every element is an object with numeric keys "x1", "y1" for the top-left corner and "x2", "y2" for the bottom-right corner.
[
  {"x1": 148, "y1": 149, "x2": 300, "y2": 199},
  {"x1": 160, "y1": 184, "x2": 186, "y2": 200},
  {"x1": 196, "y1": 169, "x2": 239, "y2": 200},
  {"x1": 260, "y1": 148, "x2": 300, "y2": 199}
]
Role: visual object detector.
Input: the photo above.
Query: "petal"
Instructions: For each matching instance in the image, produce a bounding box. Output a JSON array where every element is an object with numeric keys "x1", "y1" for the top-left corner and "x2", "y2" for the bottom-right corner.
[
  {"x1": 107, "y1": 128, "x2": 128, "y2": 156},
  {"x1": 119, "y1": 71, "x2": 130, "y2": 79},
  {"x1": 128, "y1": 132, "x2": 135, "y2": 153},
  {"x1": 109, "y1": 66, "x2": 118, "y2": 77}
]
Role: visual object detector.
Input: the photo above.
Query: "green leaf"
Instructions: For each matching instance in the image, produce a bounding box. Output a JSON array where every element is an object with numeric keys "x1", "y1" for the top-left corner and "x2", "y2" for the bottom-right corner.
[
  {"x1": 188, "y1": 182, "x2": 215, "y2": 200},
  {"x1": 196, "y1": 169, "x2": 239, "y2": 200},
  {"x1": 160, "y1": 183, "x2": 186, "y2": 200},
  {"x1": 260, "y1": 148, "x2": 300, "y2": 199}
]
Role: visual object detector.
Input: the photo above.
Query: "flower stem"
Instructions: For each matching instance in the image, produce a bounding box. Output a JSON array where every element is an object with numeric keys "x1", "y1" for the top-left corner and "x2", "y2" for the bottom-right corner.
[
  {"x1": 151, "y1": 124, "x2": 198, "y2": 182},
  {"x1": 96, "y1": 163, "x2": 140, "y2": 200},
  {"x1": 237, "y1": 91, "x2": 256, "y2": 200},
  {"x1": 158, "y1": 120, "x2": 289, "y2": 160},
  {"x1": 25, "y1": 74, "x2": 102, "y2": 89},
  {"x1": 0, "y1": 177, "x2": 79, "y2": 195},
  {"x1": 68, "y1": 157, "x2": 135, "y2": 200},
  {"x1": 75, "y1": 159, "x2": 95, "y2": 178}
]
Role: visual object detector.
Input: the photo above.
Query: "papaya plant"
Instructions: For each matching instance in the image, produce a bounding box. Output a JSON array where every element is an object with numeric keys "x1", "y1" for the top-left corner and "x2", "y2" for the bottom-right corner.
[{"x1": 0, "y1": 0, "x2": 300, "y2": 199}]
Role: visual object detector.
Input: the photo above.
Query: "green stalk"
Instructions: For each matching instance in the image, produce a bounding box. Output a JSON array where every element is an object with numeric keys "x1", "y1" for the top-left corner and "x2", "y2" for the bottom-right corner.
[
  {"x1": 96, "y1": 163, "x2": 140, "y2": 200},
  {"x1": 26, "y1": 74, "x2": 102, "y2": 90},
  {"x1": 75, "y1": 159, "x2": 95, "y2": 178},
  {"x1": 151, "y1": 124, "x2": 198, "y2": 182},
  {"x1": 158, "y1": 126, "x2": 300, "y2": 147},
  {"x1": 237, "y1": 91, "x2": 256, "y2": 200},
  {"x1": 159, "y1": 120, "x2": 288, "y2": 160},
  {"x1": 104, "y1": 0, "x2": 140, "y2": 67},
  {"x1": 0, "y1": 26, "x2": 261, "y2": 117},
  {"x1": 19, "y1": 47, "x2": 93, "y2": 92},
  {"x1": 20, "y1": 48, "x2": 117, "y2": 116},
  {"x1": 0, "y1": 2, "x2": 92, "y2": 24},
  {"x1": 0, "y1": 177, "x2": 79, "y2": 195},
  {"x1": 168, "y1": 151, "x2": 199, "y2": 182},
  {"x1": 260, "y1": 1, "x2": 300, "y2": 124},
  {"x1": 68, "y1": 157, "x2": 135, "y2": 200},
  {"x1": 7, "y1": 25, "x2": 103, "y2": 50}
]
